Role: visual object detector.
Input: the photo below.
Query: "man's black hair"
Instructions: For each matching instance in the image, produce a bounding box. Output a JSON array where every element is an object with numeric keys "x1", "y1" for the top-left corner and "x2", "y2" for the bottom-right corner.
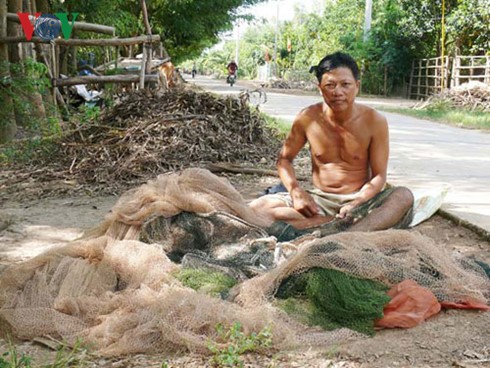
[{"x1": 309, "y1": 52, "x2": 360, "y2": 82}]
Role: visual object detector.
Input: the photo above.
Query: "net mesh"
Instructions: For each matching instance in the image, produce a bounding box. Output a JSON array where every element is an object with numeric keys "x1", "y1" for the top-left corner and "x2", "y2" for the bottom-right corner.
[{"x1": 0, "y1": 168, "x2": 488, "y2": 356}]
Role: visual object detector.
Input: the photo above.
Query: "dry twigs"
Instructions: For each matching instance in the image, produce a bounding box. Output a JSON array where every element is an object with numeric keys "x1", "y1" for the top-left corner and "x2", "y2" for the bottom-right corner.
[
  {"x1": 414, "y1": 81, "x2": 490, "y2": 112},
  {"x1": 1, "y1": 88, "x2": 283, "y2": 198}
]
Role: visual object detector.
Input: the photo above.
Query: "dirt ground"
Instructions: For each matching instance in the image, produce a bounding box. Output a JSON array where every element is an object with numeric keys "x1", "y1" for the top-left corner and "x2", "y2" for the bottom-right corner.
[{"x1": 0, "y1": 173, "x2": 489, "y2": 367}]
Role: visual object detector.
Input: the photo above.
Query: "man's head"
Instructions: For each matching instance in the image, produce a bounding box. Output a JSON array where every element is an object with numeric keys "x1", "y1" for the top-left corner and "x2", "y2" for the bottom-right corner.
[
  {"x1": 311, "y1": 52, "x2": 360, "y2": 83},
  {"x1": 311, "y1": 52, "x2": 360, "y2": 112}
]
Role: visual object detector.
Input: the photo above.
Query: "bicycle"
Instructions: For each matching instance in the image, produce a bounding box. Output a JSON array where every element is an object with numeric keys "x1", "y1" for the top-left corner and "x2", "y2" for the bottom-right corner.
[{"x1": 238, "y1": 88, "x2": 268, "y2": 107}]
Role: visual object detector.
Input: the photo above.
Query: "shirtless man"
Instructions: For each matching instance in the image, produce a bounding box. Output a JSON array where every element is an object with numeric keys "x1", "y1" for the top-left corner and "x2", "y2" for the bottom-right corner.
[{"x1": 250, "y1": 52, "x2": 413, "y2": 232}]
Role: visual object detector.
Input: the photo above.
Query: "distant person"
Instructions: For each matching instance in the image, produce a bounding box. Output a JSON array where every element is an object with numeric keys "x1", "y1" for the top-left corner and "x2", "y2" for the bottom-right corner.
[
  {"x1": 192, "y1": 64, "x2": 197, "y2": 78},
  {"x1": 249, "y1": 51, "x2": 414, "y2": 232},
  {"x1": 226, "y1": 60, "x2": 238, "y2": 83}
]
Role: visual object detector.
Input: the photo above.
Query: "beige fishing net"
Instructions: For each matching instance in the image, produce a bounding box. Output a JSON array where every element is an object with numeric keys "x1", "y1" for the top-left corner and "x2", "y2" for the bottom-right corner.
[{"x1": 0, "y1": 168, "x2": 488, "y2": 356}]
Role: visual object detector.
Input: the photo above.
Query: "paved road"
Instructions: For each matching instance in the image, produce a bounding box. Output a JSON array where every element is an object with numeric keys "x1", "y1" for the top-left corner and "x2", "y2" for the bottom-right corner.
[{"x1": 188, "y1": 74, "x2": 490, "y2": 234}]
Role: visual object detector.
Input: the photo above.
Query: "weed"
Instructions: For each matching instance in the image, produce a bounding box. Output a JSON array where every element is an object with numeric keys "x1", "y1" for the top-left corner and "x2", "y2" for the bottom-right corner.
[
  {"x1": 0, "y1": 338, "x2": 32, "y2": 368},
  {"x1": 77, "y1": 105, "x2": 101, "y2": 125},
  {"x1": 208, "y1": 322, "x2": 272, "y2": 367},
  {"x1": 44, "y1": 339, "x2": 89, "y2": 368},
  {"x1": 261, "y1": 113, "x2": 290, "y2": 138}
]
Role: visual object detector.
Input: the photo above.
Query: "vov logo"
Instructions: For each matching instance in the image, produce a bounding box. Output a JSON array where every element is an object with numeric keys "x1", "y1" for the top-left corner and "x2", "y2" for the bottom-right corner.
[{"x1": 17, "y1": 13, "x2": 79, "y2": 41}]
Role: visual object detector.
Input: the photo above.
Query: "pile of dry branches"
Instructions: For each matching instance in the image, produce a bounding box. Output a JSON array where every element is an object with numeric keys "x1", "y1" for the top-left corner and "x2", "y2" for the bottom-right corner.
[
  {"x1": 415, "y1": 81, "x2": 490, "y2": 112},
  {"x1": 262, "y1": 79, "x2": 292, "y2": 89},
  {"x1": 1, "y1": 88, "x2": 283, "y2": 197}
]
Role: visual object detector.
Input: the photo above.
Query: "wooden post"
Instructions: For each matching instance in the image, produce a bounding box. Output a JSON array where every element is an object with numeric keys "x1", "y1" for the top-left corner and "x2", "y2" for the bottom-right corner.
[
  {"x1": 470, "y1": 56, "x2": 474, "y2": 78},
  {"x1": 450, "y1": 56, "x2": 456, "y2": 88},
  {"x1": 440, "y1": 0, "x2": 446, "y2": 91},
  {"x1": 51, "y1": 42, "x2": 57, "y2": 108},
  {"x1": 139, "y1": 44, "x2": 147, "y2": 89},
  {"x1": 417, "y1": 59, "x2": 422, "y2": 98},
  {"x1": 408, "y1": 60, "x2": 414, "y2": 98},
  {"x1": 140, "y1": 0, "x2": 153, "y2": 78},
  {"x1": 455, "y1": 56, "x2": 461, "y2": 87},
  {"x1": 52, "y1": 74, "x2": 158, "y2": 87},
  {"x1": 445, "y1": 56, "x2": 450, "y2": 90},
  {"x1": 485, "y1": 56, "x2": 490, "y2": 85},
  {"x1": 104, "y1": 47, "x2": 108, "y2": 73}
]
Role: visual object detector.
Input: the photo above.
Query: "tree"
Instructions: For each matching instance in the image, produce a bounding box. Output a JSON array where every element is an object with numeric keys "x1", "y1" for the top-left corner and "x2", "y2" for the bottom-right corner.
[
  {"x1": 52, "y1": 0, "x2": 267, "y2": 63},
  {"x1": 446, "y1": 0, "x2": 490, "y2": 55},
  {"x1": 0, "y1": 0, "x2": 16, "y2": 143}
]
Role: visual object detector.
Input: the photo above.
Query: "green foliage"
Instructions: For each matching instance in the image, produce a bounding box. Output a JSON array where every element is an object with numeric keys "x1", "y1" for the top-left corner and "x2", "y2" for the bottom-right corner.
[
  {"x1": 0, "y1": 337, "x2": 89, "y2": 368},
  {"x1": 0, "y1": 59, "x2": 57, "y2": 134},
  {"x1": 53, "y1": 0, "x2": 268, "y2": 64},
  {"x1": 0, "y1": 137, "x2": 58, "y2": 166},
  {"x1": 191, "y1": 0, "x2": 487, "y2": 96},
  {"x1": 260, "y1": 113, "x2": 290, "y2": 138},
  {"x1": 0, "y1": 341, "x2": 32, "y2": 368},
  {"x1": 175, "y1": 269, "x2": 237, "y2": 297},
  {"x1": 77, "y1": 105, "x2": 102, "y2": 125},
  {"x1": 446, "y1": 0, "x2": 490, "y2": 54},
  {"x1": 208, "y1": 322, "x2": 272, "y2": 367},
  {"x1": 44, "y1": 339, "x2": 89, "y2": 368}
]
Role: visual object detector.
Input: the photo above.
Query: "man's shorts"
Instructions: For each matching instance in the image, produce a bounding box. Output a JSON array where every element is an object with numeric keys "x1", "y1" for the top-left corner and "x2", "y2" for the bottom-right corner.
[
  {"x1": 265, "y1": 186, "x2": 413, "y2": 229},
  {"x1": 266, "y1": 189, "x2": 360, "y2": 217}
]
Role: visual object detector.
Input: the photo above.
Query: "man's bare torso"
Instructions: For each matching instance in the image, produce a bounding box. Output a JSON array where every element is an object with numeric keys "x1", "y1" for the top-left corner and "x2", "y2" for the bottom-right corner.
[{"x1": 302, "y1": 102, "x2": 378, "y2": 194}]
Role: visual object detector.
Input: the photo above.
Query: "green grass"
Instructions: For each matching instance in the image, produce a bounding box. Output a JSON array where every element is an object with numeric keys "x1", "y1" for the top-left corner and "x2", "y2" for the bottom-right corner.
[
  {"x1": 0, "y1": 337, "x2": 89, "y2": 368},
  {"x1": 378, "y1": 106, "x2": 490, "y2": 130},
  {"x1": 261, "y1": 113, "x2": 291, "y2": 137}
]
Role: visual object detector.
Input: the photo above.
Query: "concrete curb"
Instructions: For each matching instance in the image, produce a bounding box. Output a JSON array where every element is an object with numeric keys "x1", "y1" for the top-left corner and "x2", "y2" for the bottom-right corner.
[{"x1": 437, "y1": 209, "x2": 490, "y2": 241}]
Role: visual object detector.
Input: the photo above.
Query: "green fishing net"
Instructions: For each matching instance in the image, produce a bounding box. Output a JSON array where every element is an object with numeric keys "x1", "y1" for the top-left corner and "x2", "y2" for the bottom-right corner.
[
  {"x1": 276, "y1": 268, "x2": 390, "y2": 335},
  {"x1": 175, "y1": 268, "x2": 237, "y2": 297}
]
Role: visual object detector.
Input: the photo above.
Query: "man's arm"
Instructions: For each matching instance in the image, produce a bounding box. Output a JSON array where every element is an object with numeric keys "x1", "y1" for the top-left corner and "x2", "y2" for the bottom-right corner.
[
  {"x1": 338, "y1": 114, "x2": 389, "y2": 218},
  {"x1": 277, "y1": 114, "x2": 321, "y2": 218}
]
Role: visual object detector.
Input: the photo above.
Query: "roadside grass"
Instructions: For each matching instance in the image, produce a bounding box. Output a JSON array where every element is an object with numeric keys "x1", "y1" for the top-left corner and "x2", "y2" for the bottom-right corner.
[
  {"x1": 378, "y1": 106, "x2": 490, "y2": 131},
  {"x1": 261, "y1": 113, "x2": 290, "y2": 137}
]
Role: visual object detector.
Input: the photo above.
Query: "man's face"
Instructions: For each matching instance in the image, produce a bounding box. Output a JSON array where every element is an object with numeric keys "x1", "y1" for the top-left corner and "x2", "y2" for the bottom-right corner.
[{"x1": 318, "y1": 67, "x2": 360, "y2": 112}]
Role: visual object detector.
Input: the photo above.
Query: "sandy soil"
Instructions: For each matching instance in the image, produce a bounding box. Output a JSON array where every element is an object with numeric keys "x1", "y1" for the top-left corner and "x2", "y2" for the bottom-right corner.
[{"x1": 0, "y1": 173, "x2": 489, "y2": 367}]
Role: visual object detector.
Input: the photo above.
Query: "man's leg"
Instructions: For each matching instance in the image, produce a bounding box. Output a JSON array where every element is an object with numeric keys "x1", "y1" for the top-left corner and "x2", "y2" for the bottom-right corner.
[
  {"x1": 348, "y1": 187, "x2": 414, "y2": 232},
  {"x1": 249, "y1": 196, "x2": 333, "y2": 229}
]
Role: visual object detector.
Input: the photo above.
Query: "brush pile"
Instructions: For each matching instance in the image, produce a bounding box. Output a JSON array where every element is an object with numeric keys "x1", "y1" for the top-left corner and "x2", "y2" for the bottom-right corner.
[
  {"x1": 1, "y1": 88, "x2": 283, "y2": 198},
  {"x1": 415, "y1": 81, "x2": 490, "y2": 112}
]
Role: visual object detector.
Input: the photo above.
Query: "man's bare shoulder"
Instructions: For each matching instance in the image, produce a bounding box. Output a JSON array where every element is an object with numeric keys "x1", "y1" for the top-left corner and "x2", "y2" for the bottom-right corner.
[
  {"x1": 355, "y1": 103, "x2": 388, "y2": 129},
  {"x1": 294, "y1": 102, "x2": 323, "y2": 124}
]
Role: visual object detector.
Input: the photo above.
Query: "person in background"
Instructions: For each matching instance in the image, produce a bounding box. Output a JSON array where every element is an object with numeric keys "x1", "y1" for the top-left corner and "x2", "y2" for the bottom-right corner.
[{"x1": 226, "y1": 60, "x2": 238, "y2": 83}]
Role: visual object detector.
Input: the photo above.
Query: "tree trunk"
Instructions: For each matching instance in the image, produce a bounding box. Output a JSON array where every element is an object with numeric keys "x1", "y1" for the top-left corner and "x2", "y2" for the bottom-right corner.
[
  {"x1": 35, "y1": 0, "x2": 49, "y2": 13},
  {"x1": 25, "y1": 0, "x2": 46, "y2": 122},
  {"x1": 69, "y1": 29, "x2": 77, "y2": 75},
  {"x1": 0, "y1": 0, "x2": 16, "y2": 143},
  {"x1": 8, "y1": 0, "x2": 28, "y2": 127}
]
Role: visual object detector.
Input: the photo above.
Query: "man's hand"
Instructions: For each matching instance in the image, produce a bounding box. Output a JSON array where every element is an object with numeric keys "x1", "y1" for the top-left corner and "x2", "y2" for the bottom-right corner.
[
  {"x1": 336, "y1": 202, "x2": 358, "y2": 219},
  {"x1": 291, "y1": 187, "x2": 321, "y2": 218}
]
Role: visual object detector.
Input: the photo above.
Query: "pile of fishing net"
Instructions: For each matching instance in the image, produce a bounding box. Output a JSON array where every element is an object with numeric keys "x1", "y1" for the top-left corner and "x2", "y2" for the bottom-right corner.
[{"x1": 0, "y1": 169, "x2": 488, "y2": 356}]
